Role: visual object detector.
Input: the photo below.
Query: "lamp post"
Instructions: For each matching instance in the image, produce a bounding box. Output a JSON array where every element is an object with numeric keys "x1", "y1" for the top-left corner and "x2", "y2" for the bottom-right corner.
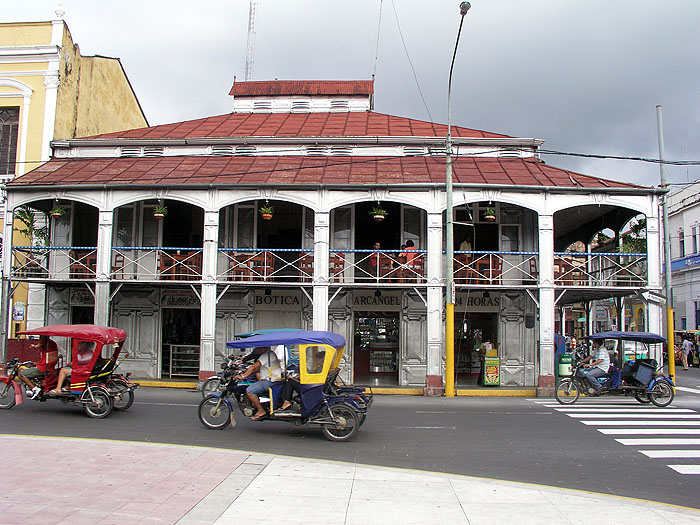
[{"x1": 445, "y1": 1, "x2": 471, "y2": 397}]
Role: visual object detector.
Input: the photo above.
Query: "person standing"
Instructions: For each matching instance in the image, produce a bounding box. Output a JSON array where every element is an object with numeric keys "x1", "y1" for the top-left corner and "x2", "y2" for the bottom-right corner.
[
  {"x1": 681, "y1": 336, "x2": 693, "y2": 371},
  {"x1": 370, "y1": 241, "x2": 381, "y2": 277}
]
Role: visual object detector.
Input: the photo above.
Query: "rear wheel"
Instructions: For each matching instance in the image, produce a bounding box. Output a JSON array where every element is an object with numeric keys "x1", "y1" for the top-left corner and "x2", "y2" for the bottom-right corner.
[
  {"x1": 634, "y1": 390, "x2": 651, "y2": 404},
  {"x1": 554, "y1": 378, "x2": 580, "y2": 405},
  {"x1": 321, "y1": 403, "x2": 359, "y2": 442},
  {"x1": 648, "y1": 380, "x2": 674, "y2": 407},
  {"x1": 0, "y1": 383, "x2": 16, "y2": 409},
  {"x1": 83, "y1": 388, "x2": 114, "y2": 419},
  {"x1": 198, "y1": 395, "x2": 231, "y2": 430},
  {"x1": 201, "y1": 377, "x2": 223, "y2": 398},
  {"x1": 109, "y1": 378, "x2": 135, "y2": 411}
]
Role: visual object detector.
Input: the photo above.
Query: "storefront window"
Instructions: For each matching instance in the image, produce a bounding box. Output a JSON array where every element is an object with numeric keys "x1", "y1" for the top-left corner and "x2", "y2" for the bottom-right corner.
[
  {"x1": 500, "y1": 225, "x2": 520, "y2": 252},
  {"x1": 332, "y1": 206, "x2": 351, "y2": 249}
]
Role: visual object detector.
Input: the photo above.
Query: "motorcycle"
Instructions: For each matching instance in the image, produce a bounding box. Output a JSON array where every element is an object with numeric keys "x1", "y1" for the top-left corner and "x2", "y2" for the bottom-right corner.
[
  {"x1": 199, "y1": 355, "x2": 240, "y2": 397},
  {"x1": 555, "y1": 331, "x2": 674, "y2": 407},
  {"x1": 198, "y1": 330, "x2": 371, "y2": 442}
]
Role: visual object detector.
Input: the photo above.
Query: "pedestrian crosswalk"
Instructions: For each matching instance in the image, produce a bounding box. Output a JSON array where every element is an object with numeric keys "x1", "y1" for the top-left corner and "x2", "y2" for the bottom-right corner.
[{"x1": 532, "y1": 399, "x2": 700, "y2": 475}]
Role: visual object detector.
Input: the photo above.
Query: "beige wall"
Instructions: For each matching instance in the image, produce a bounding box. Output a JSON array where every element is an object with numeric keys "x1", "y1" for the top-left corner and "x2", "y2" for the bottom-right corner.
[{"x1": 0, "y1": 22, "x2": 52, "y2": 46}]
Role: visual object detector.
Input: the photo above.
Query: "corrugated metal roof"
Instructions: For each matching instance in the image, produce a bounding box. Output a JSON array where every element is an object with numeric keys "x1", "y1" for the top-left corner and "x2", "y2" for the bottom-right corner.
[
  {"x1": 229, "y1": 80, "x2": 374, "y2": 96},
  {"x1": 87, "y1": 111, "x2": 511, "y2": 140},
  {"x1": 9, "y1": 156, "x2": 644, "y2": 189}
]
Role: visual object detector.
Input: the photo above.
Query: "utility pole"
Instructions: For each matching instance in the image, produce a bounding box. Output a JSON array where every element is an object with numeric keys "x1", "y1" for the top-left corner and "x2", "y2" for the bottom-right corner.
[
  {"x1": 245, "y1": 0, "x2": 257, "y2": 81},
  {"x1": 656, "y1": 105, "x2": 675, "y2": 382}
]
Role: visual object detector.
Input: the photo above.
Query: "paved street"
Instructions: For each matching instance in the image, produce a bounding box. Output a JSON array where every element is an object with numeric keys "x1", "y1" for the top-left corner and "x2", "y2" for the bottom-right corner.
[{"x1": 2, "y1": 379, "x2": 700, "y2": 510}]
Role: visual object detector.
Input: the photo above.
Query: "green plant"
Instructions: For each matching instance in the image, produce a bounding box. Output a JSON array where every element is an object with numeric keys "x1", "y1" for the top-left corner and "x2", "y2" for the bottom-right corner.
[
  {"x1": 484, "y1": 207, "x2": 495, "y2": 216},
  {"x1": 153, "y1": 205, "x2": 168, "y2": 216},
  {"x1": 259, "y1": 204, "x2": 274, "y2": 215},
  {"x1": 49, "y1": 206, "x2": 66, "y2": 217},
  {"x1": 370, "y1": 207, "x2": 388, "y2": 218},
  {"x1": 621, "y1": 218, "x2": 647, "y2": 254},
  {"x1": 14, "y1": 205, "x2": 49, "y2": 246}
]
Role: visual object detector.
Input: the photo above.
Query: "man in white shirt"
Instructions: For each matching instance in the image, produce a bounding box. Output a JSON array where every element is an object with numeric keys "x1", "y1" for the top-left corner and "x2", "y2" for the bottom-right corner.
[
  {"x1": 235, "y1": 347, "x2": 282, "y2": 420},
  {"x1": 580, "y1": 340, "x2": 610, "y2": 393}
]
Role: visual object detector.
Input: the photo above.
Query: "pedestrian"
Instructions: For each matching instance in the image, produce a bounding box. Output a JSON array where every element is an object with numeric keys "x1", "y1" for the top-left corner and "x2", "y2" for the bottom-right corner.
[{"x1": 681, "y1": 336, "x2": 693, "y2": 371}]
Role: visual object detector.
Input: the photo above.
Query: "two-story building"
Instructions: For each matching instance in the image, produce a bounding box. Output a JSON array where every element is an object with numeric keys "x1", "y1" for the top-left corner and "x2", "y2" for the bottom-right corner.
[{"x1": 1, "y1": 79, "x2": 664, "y2": 394}]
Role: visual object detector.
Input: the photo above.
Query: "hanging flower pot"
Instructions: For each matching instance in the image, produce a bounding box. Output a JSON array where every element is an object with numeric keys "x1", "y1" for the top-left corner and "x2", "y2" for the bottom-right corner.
[
  {"x1": 259, "y1": 205, "x2": 274, "y2": 221},
  {"x1": 484, "y1": 208, "x2": 496, "y2": 222},
  {"x1": 153, "y1": 205, "x2": 167, "y2": 219},
  {"x1": 370, "y1": 207, "x2": 388, "y2": 222},
  {"x1": 49, "y1": 207, "x2": 66, "y2": 219}
]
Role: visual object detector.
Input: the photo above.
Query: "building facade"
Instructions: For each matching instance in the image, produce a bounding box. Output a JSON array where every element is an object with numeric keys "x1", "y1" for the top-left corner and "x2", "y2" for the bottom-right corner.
[
  {"x1": 2, "y1": 80, "x2": 664, "y2": 393},
  {"x1": 0, "y1": 14, "x2": 148, "y2": 337}
]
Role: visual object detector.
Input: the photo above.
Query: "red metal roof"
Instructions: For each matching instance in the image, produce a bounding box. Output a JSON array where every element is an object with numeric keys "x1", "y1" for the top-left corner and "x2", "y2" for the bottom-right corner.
[
  {"x1": 10, "y1": 156, "x2": 644, "y2": 190},
  {"x1": 18, "y1": 324, "x2": 127, "y2": 344},
  {"x1": 229, "y1": 80, "x2": 374, "y2": 96},
  {"x1": 89, "y1": 111, "x2": 510, "y2": 140}
]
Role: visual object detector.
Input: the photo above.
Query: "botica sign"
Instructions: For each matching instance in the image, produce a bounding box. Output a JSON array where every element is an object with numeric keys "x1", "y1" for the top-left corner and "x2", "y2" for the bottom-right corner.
[
  {"x1": 254, "y1": 290, "x2": 302, "y2": 311},
  {"x1": 352, "y1": 291, "x2": 402, "y2": 311},
  {"x1": 455, "y1": 292, "x2": 500, "y2": 312}
]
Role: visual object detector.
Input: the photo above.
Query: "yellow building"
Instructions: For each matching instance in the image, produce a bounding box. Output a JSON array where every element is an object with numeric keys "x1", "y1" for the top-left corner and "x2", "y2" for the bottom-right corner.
[{"x1": 0, "y1": 14, "x2": 148, "y2": 336}]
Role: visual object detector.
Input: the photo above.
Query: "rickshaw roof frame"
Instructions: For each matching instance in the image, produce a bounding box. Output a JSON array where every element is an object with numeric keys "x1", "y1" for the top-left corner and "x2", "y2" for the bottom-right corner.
[
  {"x1": 226, "y1": 330, "x2": 346, "y2": 350},
  {"x1": 584, "y1": 331, "x2": 666, "y2": 344},
  {"x1": 18, "y1": 324, "x2": 127, "y2": 345}
]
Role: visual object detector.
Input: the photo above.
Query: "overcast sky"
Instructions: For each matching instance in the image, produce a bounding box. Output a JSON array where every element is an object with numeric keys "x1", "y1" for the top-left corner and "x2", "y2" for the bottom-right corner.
[{"x1": 6, "y1": 0, "x2": 700, "y2": 188}]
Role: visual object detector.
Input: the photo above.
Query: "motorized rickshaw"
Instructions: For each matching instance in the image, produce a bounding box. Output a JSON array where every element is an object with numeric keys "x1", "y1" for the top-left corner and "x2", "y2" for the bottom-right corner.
[
  {"x1": 555, "y1": 331, "x2": 674, "y2": 406},
  {"x1": 198, "y1": 330, "x2": 372, "y2": 441},
  {"x1": 0, "y1": 324, "x2": 138, "y2": 418}
]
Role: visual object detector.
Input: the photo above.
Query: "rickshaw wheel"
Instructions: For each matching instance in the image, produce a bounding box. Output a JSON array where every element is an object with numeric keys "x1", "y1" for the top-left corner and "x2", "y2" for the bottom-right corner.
[
  {"x1": 0, "y1": 383, "x2": 16, "y2": 409},
  {"x1": 321, "y1": 403, "x2": 359, "y2": 442},
  {"x1": 199, "y1": 395, "x2": 231, "y2": 430},
  {"x1": 554, "y1": 378, "x2": 580, "y2": 405},
  {"x1": 634, "y1": 390, "x2": 651, "y2": 404},
  {"x1": 83, "y1": 388, "x2": 114, "y2": 418},
  {"x1": 201, "y1": 378, "x2": 223, "y2": 398},
  {"x1": 648, "y1": 380, "x2": 674, "y2": 408},
  {"x1": 109, "y1": 378, "x2": 135, "y2": 410}
]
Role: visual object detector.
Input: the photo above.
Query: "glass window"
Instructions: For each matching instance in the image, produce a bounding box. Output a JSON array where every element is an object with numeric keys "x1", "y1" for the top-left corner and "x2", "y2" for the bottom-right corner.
[
  {"x1": 236, "y1": 206, "x2": 254, "y2": 248},
  {"x1": 679, "y1": 229, "x2": 685, "y2": 258},
  {"x1": 403, "y1": 207, "x2": 421, "y2": 247},
  {"x1": 500, "y1": 225, "x2": 520, "y2": 252},
  {"x1": 693, "y1": 226, "x2": 698, "y2": 254},
  {"x1": 115, "y1": 207, "x2": 134, "y2": 246},
  {"x1": 303, "y1": 209, "x2": 314, "y2": 250},
  {"x1": 0, "y1": 107, "x2": 19, "y2": 177},
  {"x1": 332, "y1": 207, "x2": 352, "y2": 249},
  {"x1": 305, "y1": 345, "x2": 326, "y2": 374}
]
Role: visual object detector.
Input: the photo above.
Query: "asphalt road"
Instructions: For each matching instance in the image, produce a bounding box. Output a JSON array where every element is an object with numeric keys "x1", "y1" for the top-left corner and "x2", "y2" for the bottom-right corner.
[{"x1": 3, "y1": 373, "x2": 700, "y2": 509}]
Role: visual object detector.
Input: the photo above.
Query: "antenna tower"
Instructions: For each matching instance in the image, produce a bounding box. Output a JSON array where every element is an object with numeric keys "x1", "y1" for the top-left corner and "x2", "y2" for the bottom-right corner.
[{"x1": 245, "y1": 0, "x2": 257, "y2": 81}]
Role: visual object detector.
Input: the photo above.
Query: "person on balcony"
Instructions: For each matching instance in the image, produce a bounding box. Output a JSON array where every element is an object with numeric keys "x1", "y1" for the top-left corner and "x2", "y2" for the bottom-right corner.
[
  {"x1": 400, "y1": 240, "x2": 418, "y2": 266},
  {"x1": 459, "y1": 235, "x2": 472, "y2": 252},
  {"x1": 370, "y1": 241, "x2": 381, "y2": 277}
]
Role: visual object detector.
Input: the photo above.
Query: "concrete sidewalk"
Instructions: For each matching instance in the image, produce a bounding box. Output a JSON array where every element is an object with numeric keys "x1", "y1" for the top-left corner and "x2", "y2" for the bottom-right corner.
[{"x1": 2, "y1": 435, "x2": 698, "y2": 524}]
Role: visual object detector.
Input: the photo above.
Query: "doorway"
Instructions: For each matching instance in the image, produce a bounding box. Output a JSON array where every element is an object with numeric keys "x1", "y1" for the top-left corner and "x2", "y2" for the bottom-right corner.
[
  {"x1": 455, "y1": 312, "x2": 498, "y2": 385},
  {"x1": 71, "y1": 306, "x2": 94, "y2": 325},
  {"x1": 353, "y1": 312, "x2": 400, "y2": 386},
  {"x1": 161, "y1": 308, "x2": 200, "y2": 378}
]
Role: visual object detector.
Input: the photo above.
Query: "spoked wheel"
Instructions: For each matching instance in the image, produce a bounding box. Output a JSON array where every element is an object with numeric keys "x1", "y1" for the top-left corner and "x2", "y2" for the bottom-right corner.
[
  {"x1": 109, "y1": 378, "x2": 135, "y2": 411},
  {"x1": 554, "y1": 378, "x2": 580, "y2": 405},
  {"x1": 201, "y1": 377, "x2": 223, "y2": 398},
  {"x1": 321, "y1": 403, "x2": 359, "y2": 442},
  {"x1": 82, "y1": 388, "x2": 114, "y2": 419},
  {"x1": 0, "y1": 383, "x2": 16, "y2": 409},
  {"x1": 358, "y1": 413, "x2": 367, "y2": 427},
  {"x1": 198, "y1": 395, "x2": 231, "y2": 430},
  {"x1": 634, "y1": 390, "x2": 651, "y2": 404},
  {"x1": 648, "y1": 380, "x2": 674, "y2": 407}
]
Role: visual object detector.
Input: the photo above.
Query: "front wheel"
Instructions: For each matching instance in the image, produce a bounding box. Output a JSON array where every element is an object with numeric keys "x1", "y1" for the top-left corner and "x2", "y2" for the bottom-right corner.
[
  {"x1": 109, "y1": 378, "x2": 135, "y2": 411},
  {"x1": 554, "y1": 378, "x2": 580, "y2": 405},
  {"x1": 83, "y1": 388, "x2": 114, "y2": 419},
  {"x1": 634, "y1": 390, "x2": 651, "y2": 404},
  {"x1": 0, "y1": 382, "x2": 16, "y2": 409},
  {"x1": 648, "y1": 380, "x2": 674, "y2": 408},
  {"x1": 321, "y1": 403, "x2": 359, "y2": 442},
  {"x1": 198, "y1": 395, "x2": 231, "y2": 430},
  {"x1": 201, "y1": 377, "x2": 223, "y2": 398}
]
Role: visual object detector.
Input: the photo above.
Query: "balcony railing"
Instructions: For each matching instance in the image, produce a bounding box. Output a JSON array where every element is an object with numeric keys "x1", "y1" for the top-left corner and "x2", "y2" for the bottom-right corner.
[
  {"x1": 553, "y1": 252, "x2": 647, "y2": 287},
  {"x1": 8, "y1": 245, "x2": 646, "y2": 288}
]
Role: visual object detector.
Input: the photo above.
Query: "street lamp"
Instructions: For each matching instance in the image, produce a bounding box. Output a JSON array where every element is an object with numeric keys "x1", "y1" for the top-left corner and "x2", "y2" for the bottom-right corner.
[{"x1": 445, "y1": 1, "x2": 470, "y2": 397}]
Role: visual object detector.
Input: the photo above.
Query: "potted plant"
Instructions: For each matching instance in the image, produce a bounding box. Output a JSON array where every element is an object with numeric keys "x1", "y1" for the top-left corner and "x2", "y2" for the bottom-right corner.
[
  {"x1": 483, "y1": 207, "x2": 496, "y2": 222},
  {"x1": 153, "y1": 205, "x2": 168, "y2": 219},
  {"x1": 370, "y1": 207, "x2": 388, "y2": 222},
  {"x1": 49, "y1": 206, "x2": 66, "y2": 219},
  {"x1": 259, "y1": 204, "x2": 274, "y2": 220}
]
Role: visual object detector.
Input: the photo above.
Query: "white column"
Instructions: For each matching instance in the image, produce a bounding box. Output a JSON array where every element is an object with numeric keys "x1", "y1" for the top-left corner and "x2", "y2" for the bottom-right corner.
[
  {"x1": 425, "y1": 212, "x2": 444, "y2": 395},
  {"x1": 41, "y1": 72, "x2": 60, "y2": 162},
  {"x1": 94, "y1": 210, "x2": 113, "y2": 326},
  {"x1": 538, "y1": 214, "x2": 556, "y2": 394},
  {"x1": 199, "y1": 211, "x2": 219, "y2": 377},
  {"x1": 312, "y1": 211, "x2": 330, "y2": 331}
]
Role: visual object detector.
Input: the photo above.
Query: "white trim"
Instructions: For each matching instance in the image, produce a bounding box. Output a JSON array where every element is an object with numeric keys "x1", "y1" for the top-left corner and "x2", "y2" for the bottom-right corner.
[
  {"x1": 41, "y1": 69, "x2": 60, "y2": 163},
  {"x1": 0, "y1": 78, "x2": 33, "y2": 177}
]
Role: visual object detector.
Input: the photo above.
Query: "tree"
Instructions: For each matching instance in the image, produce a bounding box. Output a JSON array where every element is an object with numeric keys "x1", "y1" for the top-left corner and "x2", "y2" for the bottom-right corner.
[
  {"x1": 621, "y1": 217, "x2": 647, "y2": 254},
  {"x1": 13, "y1": 205, "x2": 49, "y2": 246}
]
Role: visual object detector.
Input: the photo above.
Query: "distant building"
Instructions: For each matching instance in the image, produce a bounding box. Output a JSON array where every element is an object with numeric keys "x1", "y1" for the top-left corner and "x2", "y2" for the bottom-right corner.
[
  {"x1": 0, "y1": 12, "x2": 148, "y2": 336},
  {"x1": 668, "y1": 180, "x2": 700, "y2": 330}
]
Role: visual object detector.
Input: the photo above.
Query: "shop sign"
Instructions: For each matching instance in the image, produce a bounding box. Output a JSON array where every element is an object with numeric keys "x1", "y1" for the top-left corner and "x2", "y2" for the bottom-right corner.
[
  {"x1": 352, "y1": 291, "x2": 401, "y2": 311},
  {"x1": 455, "y1": 292, "x2": 500, "y2": 312},
  {"x1": 70, "y1": 288, "x2": 94, "y2": 306},
  {"x1": 254, "y1": 290, "x2": 302, "y2": 311},
  {"x1": 12, "y1": 302, "x2": 25, "y2": 321},
  {"x1": 483, "y1": 356, "x2": 500, "y2": 386},
  {"x1": 161, "y1": 289, "x2": 199, "y2": 307}
]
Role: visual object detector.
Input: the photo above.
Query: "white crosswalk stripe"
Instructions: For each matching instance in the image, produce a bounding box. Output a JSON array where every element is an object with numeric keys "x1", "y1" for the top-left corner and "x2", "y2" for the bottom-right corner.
[{"x1": 540, "y1": 400, "x2": 700, "y2": 475}]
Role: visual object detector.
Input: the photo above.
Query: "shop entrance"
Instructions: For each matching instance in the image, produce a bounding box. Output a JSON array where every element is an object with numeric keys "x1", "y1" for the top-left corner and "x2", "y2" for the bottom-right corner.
[
  {"x1": 353, "y1": 312, "x2": 399, "y2": 386},
  {"x1": 455, "y1": 312, "x2": 498, "y2": 385},
  {"x1": 161, "y1": 308, "x2": 200, "y2": 378},
  {"x1": 71, "y1": 306, "x2": 94, "y2": 325}
]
